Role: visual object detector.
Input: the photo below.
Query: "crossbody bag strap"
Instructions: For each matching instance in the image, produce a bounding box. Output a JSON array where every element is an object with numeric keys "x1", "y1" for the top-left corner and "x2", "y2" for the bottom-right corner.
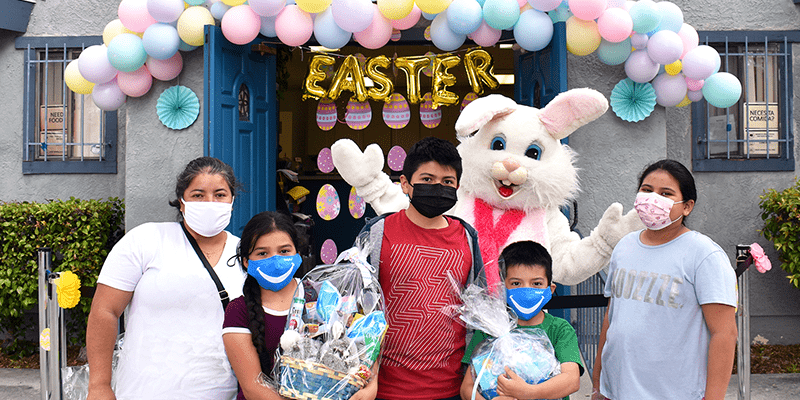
[{"x1": 180, "y1": 221, "x2": 230, "y2": 310}]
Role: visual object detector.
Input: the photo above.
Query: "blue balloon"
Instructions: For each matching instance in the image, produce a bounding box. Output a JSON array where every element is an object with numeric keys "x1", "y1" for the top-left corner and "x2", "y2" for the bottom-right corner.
[
  {"x1": 178, "y1": 39, "x2": 198, "y2": 52},
  {"x1": 107, "y1": 33, "x2": 147, "y2": 73},
  {"x1": 629, "y1": 0, "x2": 661, "y2": 34},
  {"x1": 513, "y1": 10, "x2": 553, "y2": 52},
  {"x1": 260, "y1": 16, "x2": 278, "y2": 38},
  {"x1": 482, "y1": 0, "x2": 519, "y2": 31},
  {"x1": 210, "y1": 2, "x2": 231, "y2": 20},
  {"x1": 548, "y1": 0, "x2": 571, "y2": 23},
  {"x1": 142, "y1": 23, "x2": 180, "y2": 60},
  {"x1": 314, "y1": 8, "x2": 352, "y2": 49},
  {"x1": 655, "y1": 1, "x2": 683, "y2": 33},
  {"x1": 447, "y1": 0, "x2": 483, "y2": 35},
  {"x1": 422, "y1": 11, "x2": 438, "y2": 20},
  {"x1": 430, "y1": 12, "x2": 466, "y2": 51},
  {"x1": 703, "y1": 72, "x2": 742, "y2": 109},
  {"x1": 597, "y1": 38, "x2": 632, "y2": 66}
]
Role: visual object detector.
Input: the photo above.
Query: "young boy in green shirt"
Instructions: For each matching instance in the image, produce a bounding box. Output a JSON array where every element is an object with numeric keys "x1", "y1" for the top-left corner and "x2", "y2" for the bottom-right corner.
[{"x1": 461, "y1": 240, "x2": 583, "y2": 400}]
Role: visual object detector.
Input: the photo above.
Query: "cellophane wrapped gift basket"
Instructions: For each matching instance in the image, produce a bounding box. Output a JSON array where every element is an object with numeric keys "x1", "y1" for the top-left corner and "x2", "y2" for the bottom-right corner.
[
  {"x1": 276, "y1": 240, "x2": 386, "y2": 400},
  {"x1": 444, "y1": 276, "x2": 561, "y2": 400}
]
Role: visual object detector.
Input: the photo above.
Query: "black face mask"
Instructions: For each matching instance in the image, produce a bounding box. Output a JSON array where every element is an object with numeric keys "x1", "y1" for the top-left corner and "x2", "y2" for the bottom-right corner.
[{"x1": 409, "y1": 183, "x2": 458, "y2": 218}]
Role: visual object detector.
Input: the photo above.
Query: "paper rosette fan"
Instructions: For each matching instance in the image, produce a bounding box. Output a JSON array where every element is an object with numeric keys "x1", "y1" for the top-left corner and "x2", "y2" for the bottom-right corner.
[
  {"x1": 156, "y1": 85, "x2": 200, "y2": 130},
  {"x1": 56, "y1": 271, "x2": 81, "y2": 309},
  {"x1": 610, "y1": 78, "x2": 657, "y2": 122}
]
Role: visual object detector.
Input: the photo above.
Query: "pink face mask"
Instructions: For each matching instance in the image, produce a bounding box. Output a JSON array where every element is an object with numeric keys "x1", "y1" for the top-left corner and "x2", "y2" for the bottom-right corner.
[{"x1": 634, "y1": 192, "x2": 684, "y2": 230}]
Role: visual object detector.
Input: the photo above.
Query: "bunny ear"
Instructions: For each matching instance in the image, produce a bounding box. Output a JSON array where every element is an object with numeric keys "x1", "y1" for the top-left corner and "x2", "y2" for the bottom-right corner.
[
  {"x1": 455, "y1": 94, "x2": 518, "y2": 139},
  {"x1": 538, "y1": 88, "x2": 609, "y2": 141}
]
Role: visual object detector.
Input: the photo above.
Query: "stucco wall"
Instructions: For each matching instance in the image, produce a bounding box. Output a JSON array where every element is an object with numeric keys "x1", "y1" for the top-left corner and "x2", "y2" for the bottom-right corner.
[{"x1": 566, "y1": 1, "x2": 800, "y2": 344}]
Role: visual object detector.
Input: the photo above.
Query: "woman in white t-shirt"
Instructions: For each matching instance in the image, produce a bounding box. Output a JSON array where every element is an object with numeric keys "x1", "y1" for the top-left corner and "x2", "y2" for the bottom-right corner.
[
  {"x1": 591, "y1": 159, "x2": 738, "y2": 400},
  {"x1": 86, "y1": 157, "x2": 247, "y2": 400}
]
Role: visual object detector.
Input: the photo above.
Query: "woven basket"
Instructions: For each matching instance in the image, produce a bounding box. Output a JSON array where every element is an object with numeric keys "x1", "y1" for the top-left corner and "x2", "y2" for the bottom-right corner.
[{"x1": 279, "y1": 356, "x2": 366, "y2": 400}]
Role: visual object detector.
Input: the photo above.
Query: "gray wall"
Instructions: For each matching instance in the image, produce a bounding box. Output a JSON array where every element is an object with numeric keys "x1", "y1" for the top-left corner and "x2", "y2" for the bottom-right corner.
[{"x1": 567, "y1": 0, "x2": 800, "y2": 344}]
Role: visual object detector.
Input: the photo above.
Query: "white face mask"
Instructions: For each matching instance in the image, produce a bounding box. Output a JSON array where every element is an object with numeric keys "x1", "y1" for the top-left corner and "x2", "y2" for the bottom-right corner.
[
  {"x1": 634, "y1": 192, "x2": 684, "y2": 231},
  {"x1": 181, "y1": 198, "x2": 234, "y2": 237}
]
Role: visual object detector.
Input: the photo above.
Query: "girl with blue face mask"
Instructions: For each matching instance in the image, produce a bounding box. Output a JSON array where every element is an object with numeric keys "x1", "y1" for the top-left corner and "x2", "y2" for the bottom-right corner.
[{"x1": 222, "y1": 211, "x2": 304, "y2": 400}]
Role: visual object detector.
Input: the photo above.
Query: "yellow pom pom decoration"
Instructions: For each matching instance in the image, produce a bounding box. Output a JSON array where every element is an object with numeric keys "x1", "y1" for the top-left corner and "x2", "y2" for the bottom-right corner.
[
  {"x1": 665, "y1": 60, "x2": 682, "y2": 76},
  {"x1": 56, "y1": 271, "x2": 81, "y2": 309},
  {"x1": 676, "y1": 95, "x2": 692, "y2": 108}
]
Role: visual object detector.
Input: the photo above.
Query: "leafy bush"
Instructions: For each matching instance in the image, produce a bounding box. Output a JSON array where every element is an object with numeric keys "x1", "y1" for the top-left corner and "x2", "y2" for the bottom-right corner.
[
  {"x1": 759, "y1": 178, "x2": 800, "y2": 289},
  {"x1": 0, "y1": 198, "x2": 124, "y2": 356}
]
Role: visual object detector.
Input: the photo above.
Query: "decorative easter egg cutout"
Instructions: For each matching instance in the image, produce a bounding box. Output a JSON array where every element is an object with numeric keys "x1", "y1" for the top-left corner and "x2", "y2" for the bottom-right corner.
[{"x1": 316, "y1": 184, "x2": 341, "y2": 220}]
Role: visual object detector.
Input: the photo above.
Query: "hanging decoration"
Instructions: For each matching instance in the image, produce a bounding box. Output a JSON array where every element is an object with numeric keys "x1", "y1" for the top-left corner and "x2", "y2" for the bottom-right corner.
[
  {"x1": 461, "y1": 92, "x2": 479, "y2": 111},
  {"x1": 387, "y1": 145, "x2": 407, "y2": 171},
  {"x1": 319, "y1": 238, "x2": 338, "y2": 264},
  {"x1": 345, "y1": 99, "x2": 372, "y2": 130},
  {"x1": 609, "y1": 78, "x2": 656, "y2": 123},
  {"x1": 316, "y1": 183, "x2": 341, "y2": 221},
  {"x1": 420, "y1": 92, "x2": 442, "y2": 129},
  {"x1": 55, "y1": 271, "x2": 82, "y2": 309},
  {"x1": 156, "y1": 85, "x2": 200, "y2": 130},
  {"x1": 348, "y1": 186, "x2": 366, "y2": 219},
  {"x1": 317, "y1": 147, "x2": 335, "y2": 173},
  {"x1": 382, "y1": 94, "x2": 411, "y2": 130},
  {"x1": 316, "y1": 98, "x2": 337, "y2": 131}
]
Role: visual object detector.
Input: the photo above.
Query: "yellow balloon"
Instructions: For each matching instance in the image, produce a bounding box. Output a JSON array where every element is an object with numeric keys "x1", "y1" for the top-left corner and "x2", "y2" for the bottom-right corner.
[
  {"x1": 676, "y1": 95, "x2": 692, "y2": 107},
  {"x1": 328, "y1": 55, "x2": 368, "y2": 102},
  {"x1": 394, "y1": 56, "x2": 430, "y2": 104},
  {"x1": 221, "y1": 0, "x2": 247, "y2": 5},
  {"x1": 103, "y1": 19, "x2": 127, "y2": 46},
  {"x1": 178, "y1": 6, "x2": 216, "y2": 46},
  {"x1": 366, "y1": 55, "x2": 394, "y2": 102},
  {"x1": 665, "y1": 60, "x2": 682, "y2": 76},
  {"x1": 303, "y1": 55, "x2": 336, "y2": 101},
  {"x1": 566, "y1": 16, "x2": 601, "y2": 56},
  {"x1": 463, "y1": 49, "x2": 499, "y2": 96},
  {"x1": 297, "y1": 0, "x2": 332, "y2": 14},
  {"x1": 415, "y1": 0, "x2": 451, "y2": 15},
  {"x1": 378, "y1": 0, "x2": 414, "y2": 20},
  {"x1": 64, "y1": 60, "x2": 95, "y2": 95},
  {"x1": 431, "y1": 55, "x2": 460, "y2": 109}
]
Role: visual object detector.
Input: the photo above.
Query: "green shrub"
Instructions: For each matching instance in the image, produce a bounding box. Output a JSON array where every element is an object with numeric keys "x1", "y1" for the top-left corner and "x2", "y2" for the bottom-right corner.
[
  {"x1": 759, "y1": 178, "x2": 800, "y2": 289},
  {"x1": 0, "y1": 197, "x2": 124, "y2": 356}
]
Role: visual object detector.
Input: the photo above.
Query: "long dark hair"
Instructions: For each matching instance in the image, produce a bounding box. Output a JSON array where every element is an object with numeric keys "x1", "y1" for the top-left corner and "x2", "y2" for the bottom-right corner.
[
  {"x1": 637, "y1": 159, "x2": 697, "y2": 225},
  {"x1": 168, "y1": 157, "x2": 241, "y2": 219},
  {"x1": 235, "y1": 211, "x2": 301, "y2": 373}
]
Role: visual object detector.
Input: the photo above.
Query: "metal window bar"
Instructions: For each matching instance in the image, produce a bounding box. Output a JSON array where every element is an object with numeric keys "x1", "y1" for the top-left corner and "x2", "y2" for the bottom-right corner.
[
  {"x1": 700, "y1": 36, "x2": 792, "y2": 160},
  {"x1": 24, "y1": 43, "x2": 106, "y2": 162}
]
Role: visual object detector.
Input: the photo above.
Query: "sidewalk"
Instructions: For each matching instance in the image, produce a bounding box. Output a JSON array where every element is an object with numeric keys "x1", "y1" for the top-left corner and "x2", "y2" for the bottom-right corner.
[{"x1": 2, "y1": 367, "x2": 799, "y2": 399}]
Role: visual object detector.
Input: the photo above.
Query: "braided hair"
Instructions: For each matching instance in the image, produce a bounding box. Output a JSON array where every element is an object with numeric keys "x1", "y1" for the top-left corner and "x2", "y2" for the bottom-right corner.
[{"x1": 235, "y1": 211, "x2": 302, "y2": 373}]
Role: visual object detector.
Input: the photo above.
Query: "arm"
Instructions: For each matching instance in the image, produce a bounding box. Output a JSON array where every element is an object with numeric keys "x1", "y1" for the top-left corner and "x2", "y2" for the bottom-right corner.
[
  {"x1": 590, "y1": 306, "x2": 610, "y2": 400},
  {"x1": 701, "y1": 303, "x2": 737, "y2": 400},
  {"x1": 460, "y1": 365, "x2": 488, "y2": 400},
  {"x1": 496, "y1": 362, "x2": 580, "y2": 400},
  {"x1": 350, "y1": 363, "x2": 379, "y2": 400},
  {"x1": 86, "y1": 284, "x2": 133, "y2": 400},
  {"x1": 222, "y1": 333, "x2": 284, "y2": 400}
]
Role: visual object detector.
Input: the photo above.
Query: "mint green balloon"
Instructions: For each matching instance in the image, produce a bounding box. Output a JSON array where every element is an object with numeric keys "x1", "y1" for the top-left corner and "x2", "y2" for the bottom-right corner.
[
  {"x1": 107, "y1": 33, "x2": 147, "y2": 73},
  {"x1": 597, "y1": 38, "x2": 632, "y2": 66},
  {"x1": 702, "y1": 72, "x2": 742, "y2": 108}
]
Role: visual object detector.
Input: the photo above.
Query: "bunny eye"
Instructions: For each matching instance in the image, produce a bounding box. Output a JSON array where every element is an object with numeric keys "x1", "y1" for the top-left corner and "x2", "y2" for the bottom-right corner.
[
  {"x1": 525, "y1": 144, "x2": 542, "y2": 160},
  {"x1": 490, "y1": 137, "x2": 506, "y2": 151}
]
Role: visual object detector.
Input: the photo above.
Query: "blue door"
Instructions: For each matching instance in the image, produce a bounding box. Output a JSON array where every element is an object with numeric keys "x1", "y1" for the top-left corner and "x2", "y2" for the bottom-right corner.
[
  {"x1": 204, "y1": 26, "x2": 277, "y2": 236},
  {"x1": 514, "y1": 21, "x2": 571, "y2": 312}
]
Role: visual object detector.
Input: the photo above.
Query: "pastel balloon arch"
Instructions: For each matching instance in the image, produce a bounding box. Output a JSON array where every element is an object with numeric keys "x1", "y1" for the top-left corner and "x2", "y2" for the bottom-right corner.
[{"x1": 66, "y1": 0, "x2": 742, "y2": 121}]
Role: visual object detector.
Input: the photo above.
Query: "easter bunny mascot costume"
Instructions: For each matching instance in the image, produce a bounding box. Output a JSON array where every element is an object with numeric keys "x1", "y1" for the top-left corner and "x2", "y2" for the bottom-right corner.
[{"x1": 331, "y1": 88, "x2": 643, "y2": 287}]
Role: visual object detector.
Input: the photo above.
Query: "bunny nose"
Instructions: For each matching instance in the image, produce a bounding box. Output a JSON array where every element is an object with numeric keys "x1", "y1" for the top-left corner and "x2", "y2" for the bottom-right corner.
[{"x1": 503, "y1": 158, "x2": 520, "y2": 172}]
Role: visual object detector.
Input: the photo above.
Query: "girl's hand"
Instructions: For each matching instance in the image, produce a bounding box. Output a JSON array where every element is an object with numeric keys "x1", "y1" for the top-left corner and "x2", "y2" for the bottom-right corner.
[
  {"x1": 591, "y1": 388, "x2": 609, "y2": 400},
  {"x1": 87, "y1": 384, "x2": 116, "y2": 400},
  {"x1": 496, "y1": 366, "x2": 528, "y2": 399},
  {"x1": 349, "y1": 376, "x2": 378, "y2": 400}
]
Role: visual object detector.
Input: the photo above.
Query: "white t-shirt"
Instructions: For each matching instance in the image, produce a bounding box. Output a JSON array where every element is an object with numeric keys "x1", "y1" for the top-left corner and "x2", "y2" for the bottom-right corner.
[
  {"x1": 97, "y1": 222, "x2": 246, "y2": 400},
  {"x1": 600, "y1": 230, "x2": 737, "y2": 400}
]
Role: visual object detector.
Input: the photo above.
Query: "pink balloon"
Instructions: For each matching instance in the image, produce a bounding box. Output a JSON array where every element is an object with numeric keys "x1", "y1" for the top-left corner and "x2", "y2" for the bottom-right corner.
[
  {"x1": 597, "y1": 7, "x2": 632, "y2": 43},
  {"x1": 470, "y1": 20, "x2": 501, "y2": 47},
  {"x1": 354, "y1": 5, "x2": 393, "y2": 49},
  {"x1": 677, "y1": 23, "x2": 699, "y2": 59},
  {"x1": 687, "y1": 89, "x2": 703, "y2": 102},
  {"x1": 118, "y1": 0, "x2": 157, "y2": 32},
  {"x1": 117, "y1": 65, "x2": 153, "y2": 97},
  {"x1": 685, "y1": 76, "x2": 704, "y2": 91},
  {"x1": 92, "y1": 78, "x2": 127, "y2": 111},
  {"x1": 146, "y1": 52, "x2": 183, "y2": 81},
  {"x1": 275, "y1": 5, "x2": 313, "y2": 46},
  {"x1": 391, "y1": 4, "x2": 421, "y2": 30},
  {"x1": 222, "y1": 5, "x2": 261, "y2": 45},
  {"x1": 568, "y1": 0, "x2": 607, "y2": 21},
  {"x1": 528, "y1": 0, "x2": 561, "y2": 12},
  {"x1": 516, "y1": 0, "x2": 527, "y2": 7}
]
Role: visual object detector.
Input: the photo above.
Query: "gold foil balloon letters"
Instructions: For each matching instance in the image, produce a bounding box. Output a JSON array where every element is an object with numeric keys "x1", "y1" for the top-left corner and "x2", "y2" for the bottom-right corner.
[
  {"x1": 303, "y1": 55, "x2": 335, "y2": 101},
  {"x1": 431, "y1": 55, "x2": 460, "y2": 109},
  {"x1": 327, "y1": 55, "x2": 368, "y2": 102},
  {"x1": 366, "y1": 55, "x2": 394, "y2": 103},
  {"x1": 463, "y1": 49, "x2": 500, "y2": 96},
  {"x1": 394, "y1": 55, "x2": 431, "y2": 105}
]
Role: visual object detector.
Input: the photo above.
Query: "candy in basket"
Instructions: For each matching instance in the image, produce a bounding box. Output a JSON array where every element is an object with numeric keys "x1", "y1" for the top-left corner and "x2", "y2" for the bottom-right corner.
[
  {"x1": 277, "y1": 241, "x2": 387, "y2": 400},
  {"x1": 444, "y1": 276, "x2": 561, "y2": 400}
]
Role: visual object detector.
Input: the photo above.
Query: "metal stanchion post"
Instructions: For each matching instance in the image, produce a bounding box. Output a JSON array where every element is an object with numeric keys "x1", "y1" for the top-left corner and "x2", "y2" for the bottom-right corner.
[
  {"x1": 47, "y1": 271, "x2": 63, "y2": 400},
  {"x1": 735, "y1": 245, "x2": 751, "y2": 400},
  {"x1": 37, "y1": 248, "x2": 51, "y2": 400}
]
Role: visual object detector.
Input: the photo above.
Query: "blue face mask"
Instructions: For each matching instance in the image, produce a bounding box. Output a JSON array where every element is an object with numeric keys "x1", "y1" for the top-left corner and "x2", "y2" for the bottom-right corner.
[
  {"x1": 506, "y1": 287, "x2": 552, "y2": 321},
  {"x1": 247, "y1": 253, "x2": 302, "y2": 292}
]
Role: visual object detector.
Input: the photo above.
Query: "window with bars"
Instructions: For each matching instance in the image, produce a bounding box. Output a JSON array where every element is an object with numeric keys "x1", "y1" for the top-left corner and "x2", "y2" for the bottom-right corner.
[
  {"x1": 16, "y1": 36, "x2": 117, "y2": 174},
  {"x1": 691, "y1": 31, "x2": 796, "y2": 172}
]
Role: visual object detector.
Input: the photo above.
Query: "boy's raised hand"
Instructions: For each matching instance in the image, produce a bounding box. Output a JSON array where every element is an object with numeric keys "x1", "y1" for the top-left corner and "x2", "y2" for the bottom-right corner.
[{"x1": 496, "y1": 366, "x2": 529, "y2": 399}]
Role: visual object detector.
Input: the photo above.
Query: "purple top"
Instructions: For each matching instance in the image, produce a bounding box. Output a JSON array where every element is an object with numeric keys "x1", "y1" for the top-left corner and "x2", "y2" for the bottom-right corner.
[{"x1": 223, "y1": 295, "x2": 289, "y2": 400}]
